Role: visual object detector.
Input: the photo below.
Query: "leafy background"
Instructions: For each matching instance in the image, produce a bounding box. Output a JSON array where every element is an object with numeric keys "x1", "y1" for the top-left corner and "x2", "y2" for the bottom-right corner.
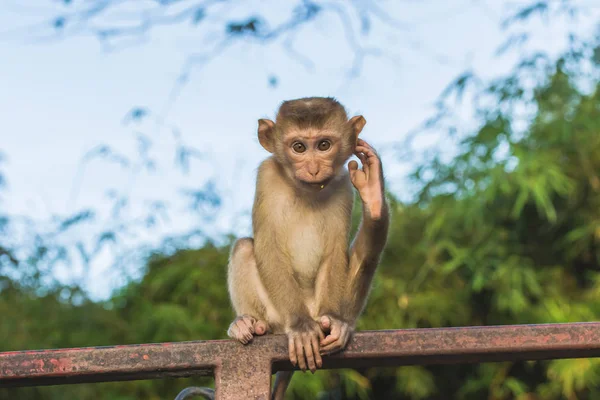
[{"x1": 2, "y1": 1, "x2": 600, "y2": 399}]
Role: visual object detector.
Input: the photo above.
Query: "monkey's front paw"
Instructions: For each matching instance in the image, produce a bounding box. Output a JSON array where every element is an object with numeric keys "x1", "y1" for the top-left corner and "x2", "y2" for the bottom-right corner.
[
  {"x1": 227, "y1": 315, "x2": 269, "y2": 344},
  {"x1": 349, "y1": 139, "x2": 385, "y2": 220},
  {"x1": 319, "y1": 315, "x2": 354, "y2": 356},
  {"x1": 287, "y1": 318, "x2": 324, "y2": 373}
]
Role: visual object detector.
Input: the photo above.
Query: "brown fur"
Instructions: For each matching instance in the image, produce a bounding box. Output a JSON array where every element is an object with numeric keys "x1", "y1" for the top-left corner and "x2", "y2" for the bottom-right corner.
[
  {"x1": 227, "y1": 97, "x2": 389, "y2": 399},
  {"x1": 276, "y1": 97, "x2": 349, "y2": 131}
]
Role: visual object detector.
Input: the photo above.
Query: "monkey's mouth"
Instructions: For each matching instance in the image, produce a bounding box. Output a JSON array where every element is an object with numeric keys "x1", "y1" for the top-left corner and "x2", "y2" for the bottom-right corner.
[{"x1": 300, "y1": 178, "x2": 332, "y2": 190}]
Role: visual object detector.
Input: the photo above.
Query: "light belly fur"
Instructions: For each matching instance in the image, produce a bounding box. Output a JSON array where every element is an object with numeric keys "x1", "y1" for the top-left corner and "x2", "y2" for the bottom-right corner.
[{"x1": 287, "y1": 217, "x2": 324, "y2": 282}]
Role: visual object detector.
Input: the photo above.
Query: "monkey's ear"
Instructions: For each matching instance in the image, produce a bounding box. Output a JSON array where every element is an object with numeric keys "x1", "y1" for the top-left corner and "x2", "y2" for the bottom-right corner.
[
  {"x1": 349, "y1": 115, "x2": 366, "y2": 138},
  {"x1": 258, "y1": 119, "x2": 276, "y2": 153}
]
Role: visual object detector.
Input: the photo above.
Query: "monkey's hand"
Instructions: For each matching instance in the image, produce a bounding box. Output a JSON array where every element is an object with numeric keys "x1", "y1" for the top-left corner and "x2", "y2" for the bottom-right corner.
[
  {"x1": 318, "y1": 315, "x2": 354, "y2": 356},
  {"x1": 349, "y1": 139, "x2": 385, "y2": 220},
  {"x1": 287, "y1": 317, "x2": 325, "y2": 373}
]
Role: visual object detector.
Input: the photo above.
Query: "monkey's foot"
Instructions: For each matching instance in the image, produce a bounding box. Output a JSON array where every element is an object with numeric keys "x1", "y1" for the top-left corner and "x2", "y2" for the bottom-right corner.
[
  {"x1": 318, "y1": 315, "x2": 354, "y2": 355},
  {"x1": 227, "y1": 315, "x2": 269, "y2": 344}
]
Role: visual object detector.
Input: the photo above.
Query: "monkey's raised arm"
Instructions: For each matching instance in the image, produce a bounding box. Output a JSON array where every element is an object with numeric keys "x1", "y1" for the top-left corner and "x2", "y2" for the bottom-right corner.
[
  {"x1": 346, "y1": 139, "x2": 390, "y2": 321},
  {"x1": 346, "y1": 200, "x2": 389, "y2": 316}
]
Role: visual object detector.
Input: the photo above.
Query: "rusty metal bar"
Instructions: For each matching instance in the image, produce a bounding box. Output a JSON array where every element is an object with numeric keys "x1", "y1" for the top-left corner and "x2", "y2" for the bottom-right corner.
[{"x1": 2, "y1": 323, "x2": 600, "y2": 399}]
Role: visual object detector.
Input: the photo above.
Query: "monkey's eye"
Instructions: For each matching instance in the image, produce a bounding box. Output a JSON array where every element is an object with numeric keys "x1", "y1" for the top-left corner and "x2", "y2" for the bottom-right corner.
[
  {"x1": 317, "y1": 140, "x2": 331, "y2": 151},
  {"x1": 292, "y1": 142, "x2": 306, "y2": 153}
]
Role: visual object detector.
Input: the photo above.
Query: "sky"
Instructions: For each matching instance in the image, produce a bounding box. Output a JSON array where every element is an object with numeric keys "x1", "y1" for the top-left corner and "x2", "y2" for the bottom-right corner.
[{"x1": 1, "y1": 0, "x2": 598, "y2": 299}]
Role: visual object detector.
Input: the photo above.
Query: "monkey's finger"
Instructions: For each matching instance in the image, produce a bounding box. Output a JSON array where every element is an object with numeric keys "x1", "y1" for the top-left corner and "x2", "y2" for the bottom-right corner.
[
  {"x1": 355, "y1": 144, "x2": 378, "y2": 158},
  {"x1": 320, "y1": 339, "x2": 342, "y2": 353},
  {"x1": 354, "y1": 149, "x2": 367, "y2": 162},
  {"x1": 295, "y1": 337, "x2": 307, "y2": 371},
  {"x1": 320, "y1": 335, "x2": 338, "y2": 347},
  {"x1": 253, "y1": 320, "x2": 269, "y2": 336},
  {"x1": 320, "y1": 323, "x2": 341, "y2": 346},
  {"x1": 355, "y1": 145, "x2": 381, "y2": 172},
  {"x1": 320, "y1": 340, "x2": 343, "y2": 355},
  {"x1": 318, "y1": 327, "x2": 325, "y2": 341},
  {"x1": 355, "y1": 152, "x2": 368, "y2": 169},
  {"x1": 355, "y1": 146, "x2": 379, "y2": 165},
  {"x1": 320, "y1": 341, "x2": 341, "y2": 354},
  {"x1": 319, "y1": 315, "x2": 332, "y2": 333},
  {"x1": 320, "y1": 330, "x2": 347, "y2": 354},
  {"x1": 357, "y1": 139, "x2": 377, "y2": 154},
  {"x1": 235, "y1": 319, "x2": 252, "y2": 342},
  {"x1": 234, "y1": 319, "x2": 252, "y2": 337},
  {"x1": 228, "y1": 325, "x2": 250, "y2": 345},
  {"x1": 354, "y1": 152, "x2": 369, "y2": 179},
  {"x1": 356, "y1": 148, "x2": 381, "y2": 181},
  {"x1": 348, "y1": 161, "x2": 366, "y2": 188},
  {"x1": 288, "y1": 335, "x2": 297, "y2": 366},
  {"x1": 302, "y1": 335, "x2": 317, "y2": 373},
  {"x1": 241, "y1": 315, "x2": 256, "y2": 334},
  {"x1": 311, "y1": 334, "x2": 323, "y2": 369},
  {"x1": 348, "y1": 161, "x2": 365, "y2": 187}
]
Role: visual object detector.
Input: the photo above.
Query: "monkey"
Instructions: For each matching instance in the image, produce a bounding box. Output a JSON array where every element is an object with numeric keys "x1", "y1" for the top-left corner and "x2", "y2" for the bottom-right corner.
[{"x1": 226, "y1": 97, "x2": 389, "y2": 399}]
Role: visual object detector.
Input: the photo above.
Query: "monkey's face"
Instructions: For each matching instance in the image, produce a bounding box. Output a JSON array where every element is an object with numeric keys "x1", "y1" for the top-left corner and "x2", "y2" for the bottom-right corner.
[
  {"x1": 280, "y1": 128, "x2": 353, "y2": 189},
  {"x1": 256, "y1": 98, "x2": 366, "y2": 192}
]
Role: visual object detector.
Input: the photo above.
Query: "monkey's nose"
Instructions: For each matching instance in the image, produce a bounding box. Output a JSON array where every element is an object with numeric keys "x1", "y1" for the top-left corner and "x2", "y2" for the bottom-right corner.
[{"x1": 307, "y1": 164, "x2": 320, "y2": 178}]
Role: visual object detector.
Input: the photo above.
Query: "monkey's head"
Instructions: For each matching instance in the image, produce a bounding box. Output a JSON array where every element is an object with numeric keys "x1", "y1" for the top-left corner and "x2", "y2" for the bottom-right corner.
[{"x1": 257, "y1": 97, "x2": 365, "y2": 191}]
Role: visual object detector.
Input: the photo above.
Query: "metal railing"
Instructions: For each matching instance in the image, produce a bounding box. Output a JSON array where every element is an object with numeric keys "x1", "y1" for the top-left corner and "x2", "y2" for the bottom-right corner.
[{"x1": 2, "y1": 323, "x2": 600, "y2": 399}]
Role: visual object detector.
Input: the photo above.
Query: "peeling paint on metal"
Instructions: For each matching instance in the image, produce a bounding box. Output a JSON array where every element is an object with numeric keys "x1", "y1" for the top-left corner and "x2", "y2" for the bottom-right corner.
[{"x1": 1, "y1": 323, "x2": 600, "y2": 400}]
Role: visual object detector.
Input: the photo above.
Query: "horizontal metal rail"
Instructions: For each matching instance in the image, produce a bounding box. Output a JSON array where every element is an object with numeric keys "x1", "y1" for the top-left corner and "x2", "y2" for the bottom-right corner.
[{"x1": 2, "y1": 323, "x2": 600, "y2": 399}]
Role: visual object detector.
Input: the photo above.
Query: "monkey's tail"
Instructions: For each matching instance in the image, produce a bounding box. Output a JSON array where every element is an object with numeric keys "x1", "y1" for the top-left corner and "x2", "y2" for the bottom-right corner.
[
  {"x1": 173, "y1": 386, "x2": 215, "y2": 400},
  {"x1": 272, "y1": 371, "x2": 294, "y2": 400}
]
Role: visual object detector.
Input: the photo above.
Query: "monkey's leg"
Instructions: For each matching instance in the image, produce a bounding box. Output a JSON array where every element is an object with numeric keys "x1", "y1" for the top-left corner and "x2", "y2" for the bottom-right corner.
[
  {"x1": 319, "y1": 217, "x2": 390, "y2": 354},
  {"x1": 228, "y1": 238, "x2": 293, "y2": 400},
  {"x1": 312, "y1": 248, "x2": 355, "y2": 356},
  {"x1": 317, "y1": 248, "x2": 382, "y2": 355},
  {"x1": 227, "y1": 238, "x2": 271, "y2": 344}
]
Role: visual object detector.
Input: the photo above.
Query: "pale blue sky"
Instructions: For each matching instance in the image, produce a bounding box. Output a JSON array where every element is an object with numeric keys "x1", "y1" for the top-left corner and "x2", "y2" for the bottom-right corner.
[{"x1": 1, "y1": 1, "x2": 597, "y2": 299}]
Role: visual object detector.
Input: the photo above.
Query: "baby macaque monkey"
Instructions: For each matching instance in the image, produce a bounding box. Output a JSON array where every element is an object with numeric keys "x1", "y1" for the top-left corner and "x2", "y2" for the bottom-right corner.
[{"x1": 227, "y1": 97, "x2": 389, "y2": 398}]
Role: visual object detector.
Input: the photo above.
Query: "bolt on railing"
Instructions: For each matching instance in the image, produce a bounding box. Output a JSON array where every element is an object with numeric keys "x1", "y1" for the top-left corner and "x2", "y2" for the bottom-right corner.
[{"x1": 2, "y1": 323, "x2": 600, "y2": 399}]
